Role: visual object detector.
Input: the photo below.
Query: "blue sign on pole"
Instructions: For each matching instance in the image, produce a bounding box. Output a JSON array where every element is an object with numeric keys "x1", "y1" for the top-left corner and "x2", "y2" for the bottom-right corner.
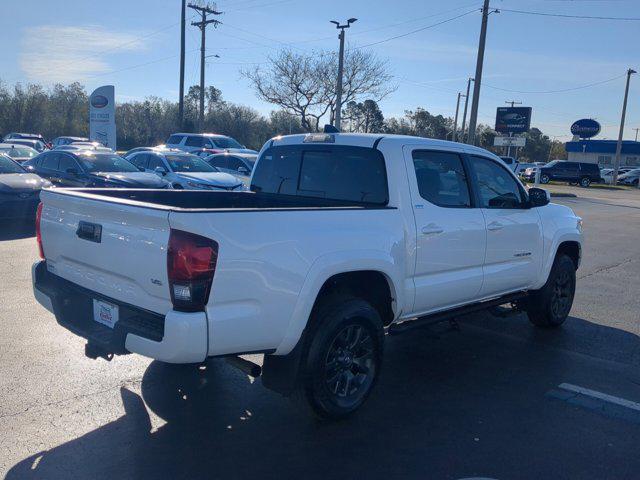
[{"x1": 571, "y1": 119, "x2": 601, "y2": 139}]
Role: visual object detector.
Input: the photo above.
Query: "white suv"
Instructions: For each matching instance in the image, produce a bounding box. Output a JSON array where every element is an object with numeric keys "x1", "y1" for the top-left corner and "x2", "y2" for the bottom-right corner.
[{"x1": 166, "y1": 133, "x2": 255, "y2": 154}]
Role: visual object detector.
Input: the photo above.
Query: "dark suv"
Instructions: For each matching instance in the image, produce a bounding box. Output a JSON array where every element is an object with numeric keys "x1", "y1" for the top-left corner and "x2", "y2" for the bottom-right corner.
[{"x1": 523, "y1": 160, "x2": 602, "y2": 187}]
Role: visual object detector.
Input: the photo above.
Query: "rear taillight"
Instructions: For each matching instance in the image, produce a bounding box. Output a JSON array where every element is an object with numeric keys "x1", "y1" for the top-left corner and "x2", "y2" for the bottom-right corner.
[
  {"x1": 167, "y1": 229, "x2": 218, "y2": 311},
  {"x1": 35, "y1": 202, "x2": 44, "y2": 259}
]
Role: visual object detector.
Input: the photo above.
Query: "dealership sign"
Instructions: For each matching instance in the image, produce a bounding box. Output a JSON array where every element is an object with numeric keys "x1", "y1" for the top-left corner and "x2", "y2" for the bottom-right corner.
[
  {"x1": 570, "y1": 118, "x2": 600, "y2": 139},
  {"x1": 495, "y1": 107, "x2": 532, "y2": 134},
  {"x1": 494, "y1": 136, "x2": 526, "y2": 147},
  {"x1": 89, "y1": 85, "x2": 116, "y2": 150}
]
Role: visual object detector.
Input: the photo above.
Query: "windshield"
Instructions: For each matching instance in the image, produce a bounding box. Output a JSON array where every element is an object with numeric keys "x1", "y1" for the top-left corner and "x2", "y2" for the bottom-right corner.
[
  {"x1": 0, "y1": 146, "x2": 37, "y2": 159},
  {"x1": 212, "y1": 137, "x2": 243, "y2": 149},
  {"x1": 77, "y1": 154, "x2": 139, "y2": 173},
  {"x1": 0, "y1": 155, "x2": 25, "y2": 174},
  {"x1": 545, "y1": 160, "x2": 562, "y2": 167},
  {"x1": 166, "y1": 154, "x2": 216, "y2": 173}
]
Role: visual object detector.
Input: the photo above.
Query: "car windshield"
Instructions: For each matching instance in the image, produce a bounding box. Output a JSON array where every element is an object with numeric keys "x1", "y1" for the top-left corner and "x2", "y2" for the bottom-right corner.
[
  {"x1": 545, "y1": 160, "x2": 562, "y2": 167},
  {"x1": 0, "y1": 146, "x2": 37, "y2": 158},
  {"x1": 0, "y1": 155, "x2": 25, "y2": 174},
  {"x1": 77, "y1": 153, "x2": 139, "y2": 173},
  {"x1": 212, "y1": 137, "x2": 243, "y2": 149},
  {"x1": 166, "y1": 154, "x2": 216, "y2": 172}
]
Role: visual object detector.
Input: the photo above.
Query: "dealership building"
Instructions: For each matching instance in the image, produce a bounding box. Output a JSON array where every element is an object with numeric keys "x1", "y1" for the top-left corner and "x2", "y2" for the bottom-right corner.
[{"x1": 565, "y1": 140, "x2": 640, "y2": 167}]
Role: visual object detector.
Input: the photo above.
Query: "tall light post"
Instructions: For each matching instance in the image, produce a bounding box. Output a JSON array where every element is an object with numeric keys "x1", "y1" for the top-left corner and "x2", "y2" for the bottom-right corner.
[
  {"x1": 453, "y1": 92, "x2": 463, "y2": 142},
  {"x1": 331, "y1": 17, "x2": 357, "y2": 131},
  {"x1": 612, "y1": 68, "x2": 636, "y2": 185},
  {"x1": 460, "y1": 77, "x2": 474, "y2": 142}
]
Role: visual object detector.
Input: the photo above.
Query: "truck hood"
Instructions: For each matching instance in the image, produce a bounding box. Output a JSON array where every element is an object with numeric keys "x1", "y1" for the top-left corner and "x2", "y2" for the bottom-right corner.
[
  {"x1": 92, "y1": 172, "x2": 168, "y2": 188},
  {"x1": 175, "y1": 172, "x2": 242, "y2": 188},
  {"x1": 0, "y1": 173, "x2": 50, "y2": 191}
]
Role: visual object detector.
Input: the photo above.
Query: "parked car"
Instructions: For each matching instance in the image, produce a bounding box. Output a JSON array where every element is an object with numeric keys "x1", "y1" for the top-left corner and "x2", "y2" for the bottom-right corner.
[
  {"x1": 3, "y1": 132, "x2": 46, "y2": 143},
  {"x1": 4, "y1": 138, "x2": 48, "y2": 153},
  {"x1": 601, "y1": 167, "x2": 636, "y2": 184},
  {"x1": 166, "y1": 133, "x2": 256, "y2": 154},
  {"x1": 521, "y1": 160, "x2": 602, "y2": 187},
  {"x1": 514, "y1": 162, "x2": 536, "y2": 176},
  {"x1": 0, "y1": 143, "x2": 39, "y2": 163},
  {"x1": 127, "y1": 150, "x2": 245, "y2": 191},
  {"x1": 122, "y1": 146, "x2": 165, "y2": 159},
  {"x1": 55, "y1": 144, "x2": 113, "y2": 153},
  {"x1": 204, "y1": 152, "x2": 257, "y2": 178},
  {"x1": 51, "y1": 136, "x2": 89, "y2": 148},
  {"x1": 617, "y1": 168, "x2": 640, "y2": 186},
  {"x1": 23, "y1": 150, "x2": 170, "y2": 188},
  {"x1": 32, "y1": 132, "x2": 583, "y2": 418},
  {"x1": 0, "y1": 153, "x2": 51, "y2": 220}
]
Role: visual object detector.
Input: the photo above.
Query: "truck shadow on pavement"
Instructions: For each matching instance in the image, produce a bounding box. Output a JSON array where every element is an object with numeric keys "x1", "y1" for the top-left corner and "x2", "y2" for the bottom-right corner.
[{"x1": 6, "y1": 314, "x2": 640, "y2": 480}]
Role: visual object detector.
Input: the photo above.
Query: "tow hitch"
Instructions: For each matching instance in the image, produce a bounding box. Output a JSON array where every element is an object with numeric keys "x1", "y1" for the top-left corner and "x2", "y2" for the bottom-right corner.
[{"x1": 85, "y1": 342, "x2": 114, "y2": 361}]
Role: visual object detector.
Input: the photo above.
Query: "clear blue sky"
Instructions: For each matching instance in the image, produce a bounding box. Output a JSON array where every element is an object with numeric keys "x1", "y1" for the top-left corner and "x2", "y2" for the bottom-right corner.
[{"x1": 1, "y1": 0, "x2": 639, "y2": 140}]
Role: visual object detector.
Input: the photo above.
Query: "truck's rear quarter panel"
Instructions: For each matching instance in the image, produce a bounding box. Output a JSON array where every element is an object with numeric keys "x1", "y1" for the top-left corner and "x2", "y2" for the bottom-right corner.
[{"x1": 169, "y1": 207, "x2": 405, "y2": 356}]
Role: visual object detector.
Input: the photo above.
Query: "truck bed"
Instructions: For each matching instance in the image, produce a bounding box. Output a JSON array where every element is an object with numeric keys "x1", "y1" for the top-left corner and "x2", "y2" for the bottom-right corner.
[{"x1": 46, "y1": 188, "x2": 393, "y2": 211}]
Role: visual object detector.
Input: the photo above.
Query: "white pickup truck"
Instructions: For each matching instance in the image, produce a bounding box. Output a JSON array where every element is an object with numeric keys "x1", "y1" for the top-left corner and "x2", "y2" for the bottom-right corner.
[{"x1": 32, "y1": 132, "x2": 583, "y2": 418}]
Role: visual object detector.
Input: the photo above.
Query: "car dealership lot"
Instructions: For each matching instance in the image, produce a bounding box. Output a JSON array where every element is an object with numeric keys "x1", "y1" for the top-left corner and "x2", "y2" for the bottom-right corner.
[{"x1": 1, "y1": 187, "x2": 640, "y2": 480}]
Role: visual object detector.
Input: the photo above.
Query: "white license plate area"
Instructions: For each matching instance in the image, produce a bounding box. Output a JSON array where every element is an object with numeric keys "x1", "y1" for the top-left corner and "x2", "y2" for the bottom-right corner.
[{"x1": 93, "y1": 299, "x2": 119, "y2": 329}]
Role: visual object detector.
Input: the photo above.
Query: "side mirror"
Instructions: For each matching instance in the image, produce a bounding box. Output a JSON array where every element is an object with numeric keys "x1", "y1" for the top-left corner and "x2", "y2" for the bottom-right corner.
[
  {"x1": 66, "y1": 168, "x2": 79, "y2": 175},
  {"x1": 238, "y1": 166, "x2": 249, "y2": 175},
  {"x1": 154, "y1": 166, "x2": 167, "y2": 176},
  {"x1": 528, "y1": 187, "x2": 550, "y2": 207}
]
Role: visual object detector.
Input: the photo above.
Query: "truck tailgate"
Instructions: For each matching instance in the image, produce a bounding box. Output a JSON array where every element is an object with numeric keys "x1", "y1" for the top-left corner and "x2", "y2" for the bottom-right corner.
[{"x1": 39, "y1": 189, "x2": 172, "y2": 314}]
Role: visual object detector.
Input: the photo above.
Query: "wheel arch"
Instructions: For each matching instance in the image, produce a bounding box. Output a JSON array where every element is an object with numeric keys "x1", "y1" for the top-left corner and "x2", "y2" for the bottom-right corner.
[{"x1": 274, "y1": 251, "x2": 402, "y2": 355}]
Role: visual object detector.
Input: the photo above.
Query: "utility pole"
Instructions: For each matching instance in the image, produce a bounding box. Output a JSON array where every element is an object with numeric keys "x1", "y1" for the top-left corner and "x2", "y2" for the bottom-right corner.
[
  {"x1": 189, "y1": 2, "x2": 222, "y2": 133},
  {"x1": 633, "y1": 127, "x2": 639, "y2": 142},
  {"x1": 453, "y1": 92, "x2": 463, "y2": 142},
  {"x1": 178, "y1": 0, "x2": 186, "y2": 129},
  {"x1": 467, "y1": 0, "x2": 498, "y2": 145},
  {"x1": 612, "y1": 68, "x2": 636, "y2": 185},
  {"x1": 331, "y1": 18, "x2": 357, "y2": 131},
  {"x1": 460, "y1": 77, "x2": 473, "y2": 142}
]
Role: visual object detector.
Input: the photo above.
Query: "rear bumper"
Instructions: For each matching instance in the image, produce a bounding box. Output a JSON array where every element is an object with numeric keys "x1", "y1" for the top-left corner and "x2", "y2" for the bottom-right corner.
[{"x1": 32, "y1": 261, "x2": 207, "y2": 363}]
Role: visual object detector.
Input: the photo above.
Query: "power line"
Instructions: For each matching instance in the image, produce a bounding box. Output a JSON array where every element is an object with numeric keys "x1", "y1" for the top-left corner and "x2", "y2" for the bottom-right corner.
[
  {"x1": 484, "y1": 73, "x2": 627, "y2": 94},
  {"x1": 355, "y1": 9, "x2": 479, "y2": 48},
  {"x1": 500, "y1": 8, "x2": 640, "y2": 21},
  {"x1": 86, "y1": 49, "x2": 200, "y2": 78}
]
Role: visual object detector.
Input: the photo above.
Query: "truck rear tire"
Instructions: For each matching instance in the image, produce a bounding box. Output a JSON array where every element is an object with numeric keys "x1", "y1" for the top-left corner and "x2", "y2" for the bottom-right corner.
[
  {"x1": 526, "y1": 254, "x2": 576, "y2": 328},
  {"x1": 303, "y1": 296, "x2": 384, "y2": 419}
]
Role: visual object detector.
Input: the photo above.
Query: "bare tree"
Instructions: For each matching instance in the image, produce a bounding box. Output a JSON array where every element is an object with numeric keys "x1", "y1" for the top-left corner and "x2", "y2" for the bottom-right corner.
[{"x1": 242, "y1": 48, "x2": 394, "y2": 132}]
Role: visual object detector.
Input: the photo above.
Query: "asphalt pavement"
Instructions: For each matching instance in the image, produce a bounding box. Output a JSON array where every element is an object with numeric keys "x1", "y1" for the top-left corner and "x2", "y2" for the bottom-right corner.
[{"x1": 1, "y1": 185, "x2": 639, "y2": 480}]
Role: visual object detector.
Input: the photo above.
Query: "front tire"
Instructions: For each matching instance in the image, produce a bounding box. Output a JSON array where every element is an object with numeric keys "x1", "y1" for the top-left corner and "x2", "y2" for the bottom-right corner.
[
  {"x1": 525, "y1": 254, "x2": 576, "y2": 328},
  {"x1": 303, "y1": 296, "x2": 383, "y2": 419},
  {"x1": 540, "y1": 174, "x2": 550, "y2": 184}
]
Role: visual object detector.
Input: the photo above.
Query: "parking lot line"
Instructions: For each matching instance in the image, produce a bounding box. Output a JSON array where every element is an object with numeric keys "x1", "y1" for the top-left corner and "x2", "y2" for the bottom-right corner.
[{"x1": 557, "y1": 383, "x2": 640, "y2": 412}]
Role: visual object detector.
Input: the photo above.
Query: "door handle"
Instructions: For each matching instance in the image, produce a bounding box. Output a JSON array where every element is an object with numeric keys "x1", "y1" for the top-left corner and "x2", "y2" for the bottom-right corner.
[
  {"x1": 487, "y1": 221, "x2": 504, "y2": 231},
  {"x1": 421, "y1": 224, "x2": 444, "y2": 235}
]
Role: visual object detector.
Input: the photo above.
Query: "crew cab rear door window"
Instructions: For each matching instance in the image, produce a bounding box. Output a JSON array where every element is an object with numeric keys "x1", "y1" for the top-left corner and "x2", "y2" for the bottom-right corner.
[
  {"x1": 185, "y1": 136, "x2": 205, "y2": 147},
  {"x1": 412, "y1": 150, "x2": 471, "y2": 207},
  {"x1": 251, "y1": 145, "x2": 388, "y2": 205}
]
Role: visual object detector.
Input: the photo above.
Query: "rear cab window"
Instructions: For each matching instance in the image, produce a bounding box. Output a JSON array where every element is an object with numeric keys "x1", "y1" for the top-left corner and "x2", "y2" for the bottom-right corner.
[{"x1": 251, "y1": 145, "x2": 388, "y2": 205}]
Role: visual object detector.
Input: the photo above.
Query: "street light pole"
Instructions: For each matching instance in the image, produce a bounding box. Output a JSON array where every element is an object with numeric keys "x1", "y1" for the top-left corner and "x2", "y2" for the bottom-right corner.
[
  {"x1": 460, "y1": 77, "x2": 473, "y2": 142},
  {"x1": 612, "y1": 68, "x2": 636, "y2": 185},
  {"x1": 331, "y1": 18, "x2": 357, "y2": 131},
  {"x1": 453, "y1": 92, "x2": 463, "y2": 142}
]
